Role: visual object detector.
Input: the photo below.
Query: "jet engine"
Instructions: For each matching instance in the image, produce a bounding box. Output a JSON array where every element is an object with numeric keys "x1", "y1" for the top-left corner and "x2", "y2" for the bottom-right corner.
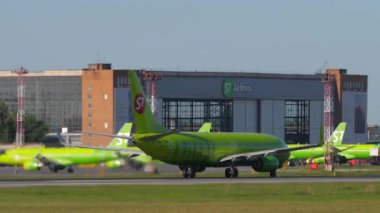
[
  {"x1": 23, "y1": 161, "x2": 42, "y2": 171},
  {"x1": 106, "y1": 159, "x2": 124, "y2": 169},
  {"x1": 334, "y1": 155, "x2": 348, "y2": 164},
  {"x1": 311, "y1": 156, "x2": 347, "y2": 164},
  {"x1": 251, "y1": 156, "x2": 279, "y2": 172},
  {"x1": 311, "y1": 157, "x2": 325, "y2": 164}
]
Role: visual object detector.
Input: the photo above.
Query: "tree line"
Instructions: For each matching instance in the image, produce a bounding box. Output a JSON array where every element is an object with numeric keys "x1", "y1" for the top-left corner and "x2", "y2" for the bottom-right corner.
[{"x1": 0, "y1": 101, "x2": 49, "y2": 143}]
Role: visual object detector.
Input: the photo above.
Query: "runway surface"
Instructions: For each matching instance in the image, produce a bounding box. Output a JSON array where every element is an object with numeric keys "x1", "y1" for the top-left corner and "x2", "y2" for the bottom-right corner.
[
  {"x1": 1, "y1": 176, "x2": 380, "y2": 188},
  {"x1": 1, "y1": 164, "x2": 380, "y2": 187}
]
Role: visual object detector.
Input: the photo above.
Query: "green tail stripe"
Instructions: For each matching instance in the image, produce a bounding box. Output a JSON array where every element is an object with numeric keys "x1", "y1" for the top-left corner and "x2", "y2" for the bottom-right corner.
[{"x1": 128, "y1": 70, "x2": 168, "y2": 134}]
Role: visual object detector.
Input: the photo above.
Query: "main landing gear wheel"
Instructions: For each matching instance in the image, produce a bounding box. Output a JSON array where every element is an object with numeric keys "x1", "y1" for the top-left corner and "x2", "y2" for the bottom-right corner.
[
  {"x1": 180, "y1": 166, "x2": 196, "y2": 178},
  {"x1": 225, "y1": 167, "x2": 239, "y2": 178},
  {"x1": 49, "y1": 164, "x2": 58, "y2": 173},
  {"x1": 270, "y1": 170, "x2": 277, "y2": 178},
  {"x1": 181, "y1": 169, "x2": 189, "y2": 178},
  {"x1": 67, "y1": 167, "x2": 74, "y2": 173},
  {"x1": 232, "y1": 168, "x2": 238, "y2": 178},
  {"x1": 189, "y1": 167, "x2": 196, "y2": 178}
]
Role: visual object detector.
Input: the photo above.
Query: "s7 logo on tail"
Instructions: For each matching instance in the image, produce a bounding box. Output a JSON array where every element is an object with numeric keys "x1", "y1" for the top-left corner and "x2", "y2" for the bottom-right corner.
[
  {"x1": 134, "y1": 93, "x2": 145, "y2": 114},
  {"x1": 331, "y1": 131, "x2": 344, "y2": 144}
]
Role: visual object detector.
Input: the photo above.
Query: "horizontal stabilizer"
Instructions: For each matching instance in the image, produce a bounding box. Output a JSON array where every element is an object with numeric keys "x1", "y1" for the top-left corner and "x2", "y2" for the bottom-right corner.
[
  {"x1": 81, "y1": 131, "x2": 133, "y2": 140},
  {"x1": 73, "y1": 144, "x2": 144, "y2": 156}
]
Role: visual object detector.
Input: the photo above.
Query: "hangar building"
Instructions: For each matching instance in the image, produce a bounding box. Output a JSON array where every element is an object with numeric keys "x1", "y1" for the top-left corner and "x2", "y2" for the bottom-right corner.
[
  {"x1": 0, "y1": 70, "x2": 82, "y2": 133},
  {"x1": 81, "y1": 64, "x2": 367, "y2": 146}
]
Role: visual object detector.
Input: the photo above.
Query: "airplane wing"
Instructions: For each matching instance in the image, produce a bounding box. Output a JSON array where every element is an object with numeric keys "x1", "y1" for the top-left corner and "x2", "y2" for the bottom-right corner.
[
  {"x1": 35, "y1": 155, "x2": 73, "y2": 167},
  {"x1": 220, "y1": 144, "x2": 318, "y2": 163},
  {"x1": 81, "y1": 131, "x2": 133, "y2": 140},
  {"x1": 72, "y1": 145, "x2": 143, "y2": 158},
  {"x1": 81, "y1": 130, "x2": 178, "y2": 142},
  {"x1": 337, "y1": 153, "x2": 356, "y2": 160},
  {"x1": 72, "y1": 144, "x2": 144, "y2": 157},
  {"x1": 333, "y1": 145, "x2": 356, "y2": 152},
  {"x1": 76, "y1": 131, "x2": 165, "y2": 157}
]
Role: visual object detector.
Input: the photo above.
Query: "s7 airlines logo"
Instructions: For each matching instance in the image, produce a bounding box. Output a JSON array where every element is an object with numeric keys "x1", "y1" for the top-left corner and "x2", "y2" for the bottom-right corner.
[
  {"x1": 222, "y1": 79, "x2": 253, "y2": 97},
  {"x1": 114, "y1": 132, "x2": 129, "y2": 146},
  {"x1": 222, "y1": 80, "x2": 233, "y2": 97},
  {"x1": 134, "y1": 93, "x2": 145, "y2": 114},
  {"x1": 331, "y1": 131, "x2": 344, "y2": 144}
]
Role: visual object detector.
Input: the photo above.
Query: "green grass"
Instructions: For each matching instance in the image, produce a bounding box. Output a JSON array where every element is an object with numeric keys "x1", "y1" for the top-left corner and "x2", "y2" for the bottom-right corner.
[{"x1": 0, "y1": 183, "x2": 380, "y2": 212}]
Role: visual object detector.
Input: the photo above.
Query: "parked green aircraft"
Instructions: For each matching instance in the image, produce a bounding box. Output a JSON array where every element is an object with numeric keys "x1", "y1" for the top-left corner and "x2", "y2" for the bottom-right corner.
[
  {"x1": 336, "y1": 143, "x2": 380, "y2": 163},
  {"x1": 311, "y1": 142, "x2": 380, "y2": 164},
  {"x1": 0, "y1": 123, "x2": 144, "y2": 173},
  {"x1": 94, "y1": 70, "x2": 316, "y2": 178},
  {"x1": 288, "y1": 122, "x2": 380, "y2": 164},
  {"x1": 288, "y1": 122, "x2": 347, "y2": 162}
]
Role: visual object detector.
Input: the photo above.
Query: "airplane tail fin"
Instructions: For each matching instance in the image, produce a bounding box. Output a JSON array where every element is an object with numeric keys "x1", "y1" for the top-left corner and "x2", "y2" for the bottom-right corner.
[
  {"x1": 128, "y1": 70, "x2": 168, "y2": 134},
  {"x1": 107, "y1": 123, "x2": 133, "y2": 149},
  {"x1": 198, "y1": 122, "x2": 212, "y2": 133},
  {"x1": 328, "y1": 122, "x2": 347, "y2": 146}
]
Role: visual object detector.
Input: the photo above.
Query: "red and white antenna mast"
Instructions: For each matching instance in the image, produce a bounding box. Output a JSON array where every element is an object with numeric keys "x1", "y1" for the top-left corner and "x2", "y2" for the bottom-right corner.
[
  {"x1": 15, "y1": 67, "x2": 28, "y2": 148},
  {"x1": 141, "y1": 70, "x2": 162, "y2": 115},
  {"x1": 321, "y1": 73, "x2": 335, "y2": 171}
]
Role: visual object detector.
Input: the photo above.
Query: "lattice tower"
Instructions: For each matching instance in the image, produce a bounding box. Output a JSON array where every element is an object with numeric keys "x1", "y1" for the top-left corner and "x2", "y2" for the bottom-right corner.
[{"x1": 14, "y1": 67, "x2": 28, "y2": 148}]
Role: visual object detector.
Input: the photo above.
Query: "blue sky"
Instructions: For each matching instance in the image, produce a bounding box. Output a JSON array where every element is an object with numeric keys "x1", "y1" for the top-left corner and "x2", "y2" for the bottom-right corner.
[{"x1": 1, "y1": 0, "x2": 379, "y2": 123}]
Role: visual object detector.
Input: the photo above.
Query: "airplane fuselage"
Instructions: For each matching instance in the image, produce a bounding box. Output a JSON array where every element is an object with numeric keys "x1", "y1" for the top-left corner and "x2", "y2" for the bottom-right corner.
[
  {"x1": 0, "y1": 147, "x2": 120, "y2": 166},
  {"x1": 337, "y1": 144, "x2": 379, "y2": 159},
  {"x1": 288, "y1": 145, "x2": 326, "y2": 160},
  {"x1": 289, "y1": 144, "x2": 379, "y2": 162},
  {"x1": 134, "y1": 132, "x2": 289, "y2": 167}
]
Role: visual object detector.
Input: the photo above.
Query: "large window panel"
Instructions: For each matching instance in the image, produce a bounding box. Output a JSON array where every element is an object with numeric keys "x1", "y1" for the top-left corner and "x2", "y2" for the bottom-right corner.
[
  {"x1": 285, "y1": 100, "x2": 310, "y2": 144},
  {"x1": 162, "y1": 99, "x2": 233, "y2": 132}
]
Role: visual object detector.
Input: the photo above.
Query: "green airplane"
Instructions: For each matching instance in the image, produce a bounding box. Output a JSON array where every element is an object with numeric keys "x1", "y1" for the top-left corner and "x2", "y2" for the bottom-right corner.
[
  {"x1": 311, "y1": 142, "x2": 380, "y2": 164},
  {"x1": 109, "y1": 122, "x2": 213, "y2": 172},
  {"x1": 288, "y1": 122, "x2": 347, "y2": 163},
  {"x1": 0, "y1": 123, "x2": 145, "y2": 173},
  {"x1": 334, "y1": 143, "x2": 380, "y2": 164},
  {"x1": 288, "y1": 122, "x2": 380, "y2": 164},
  {"x1": 92, "y1": 70, "x2": 316, "y2": 178}
]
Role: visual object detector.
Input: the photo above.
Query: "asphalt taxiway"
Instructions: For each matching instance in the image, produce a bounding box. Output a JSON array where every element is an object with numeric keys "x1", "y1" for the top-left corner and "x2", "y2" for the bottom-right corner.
[{"x1": 1, "y1": 164, "x2": 380, "y2": 187}]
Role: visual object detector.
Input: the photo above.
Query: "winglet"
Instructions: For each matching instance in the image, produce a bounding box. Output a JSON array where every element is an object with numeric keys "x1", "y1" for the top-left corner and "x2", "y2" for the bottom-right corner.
[{"x1": 198, "y1": 123, "x2": 212, "y2": 133}]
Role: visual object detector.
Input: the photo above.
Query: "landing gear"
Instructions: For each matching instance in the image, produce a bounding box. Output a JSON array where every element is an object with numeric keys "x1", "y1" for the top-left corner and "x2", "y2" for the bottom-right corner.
[
  {"x1": 67, "y1": 167, "x2": 74, "y2": 173},
  {"x1": 225, "y1": 168, "x2": 231, "y2": 178},
  {"x1": 189, "y1": 168, "x2": 196, "y2": 178},
  {"x1": 179, "y1": 166, "x2": 196, "y2": 178},
  {"x1": 144, "y1": 164, "x2": 158, "y2": 174},
  {"x1": 225, "y1": 167, "x2": 238, "y2": 178},
  {"x1": 270, "y1": 170, "x2": 277, "y2": 178},
  {"x1": 49, "y1": 164, "x2": 58, "y2": 173},
  {"x1": 181, "y1": 167, "x2": 190, "y2": 178},
  {"x1": 48, "y1": 164, "x2": 64, "y2": 173},
  {"x1": 128, "y1": 160, "x2": 143, "y2": 171}
]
